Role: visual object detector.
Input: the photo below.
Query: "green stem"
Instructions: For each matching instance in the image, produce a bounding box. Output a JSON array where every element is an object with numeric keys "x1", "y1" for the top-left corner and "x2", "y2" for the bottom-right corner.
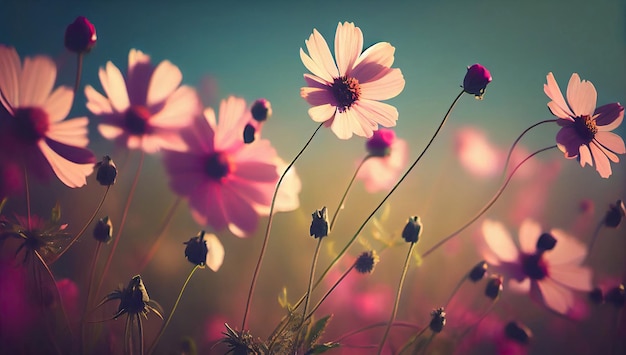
[
  {"x1": 329, "y1": 154, "x2": 373, "y2": 232},
  {"x1": 82, "y1": 241, "x2": 103, "y2": 354},
  {"x1": 500, "y1": 119, "x2": 557, "y2": 181},
  {"x1": 333, "y1": 321, "x2": 420, "y2": 344},
  {"x1": 302, "y1": 238, "x2": 323, "y2": 323},
  {"x1": 420, "y1": 145, "x2": 557, "y2": 259},
  {"x1": 306, "y1": 263, "x2": 355, "y2": 321},
  {"x1": 241, "y1": 122, "x2": 323, "y2": 331},
  {"x1": 377, "y1": 242, "x2": 416, "y2": 354},
  {"x1": 148, "y1": 265, "x2": 199, "y2": 354},
  {"x1": 398, "y1": 326, "x2": 428, "y2": 355}
]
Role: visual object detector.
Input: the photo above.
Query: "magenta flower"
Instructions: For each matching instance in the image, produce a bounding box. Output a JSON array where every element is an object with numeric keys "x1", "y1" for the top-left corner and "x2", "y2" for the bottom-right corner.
[
  {"x1": 64, "y1": 16, "x2": 97, "y2": 54},
  {"x1": 0, "y1": 45, "x2": 95, "y2": 188},
  {"x1": 482, "y1": 218, "x2": 592, "y2": 315},
  {"x1": 162, "y1": 96, "x2": 300, "y2": 237},
  {"x1": 85, "y1": 49, "x2": 201, "y2": 153},
  {"x1": 300, "y1": 22, "x2": 405, "y2": 139},
  {"x1": 544, "y1": 72, "x2": 625, "y2": 178},
  {"x1": 357, "y1": 128, "x2": 408, "y2": 193},
  {"x1": 463, "y1": 64, "x2": 492, "y2": 99}
]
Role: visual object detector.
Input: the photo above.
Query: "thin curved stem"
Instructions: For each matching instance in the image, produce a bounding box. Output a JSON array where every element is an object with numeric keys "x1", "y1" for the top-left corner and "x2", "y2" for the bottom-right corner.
[
  {"x1": 444, "y1": 273, "x2": 467, "y2": 309},
  {"x1": 139, "y1": 197, "x2": 182, "y2": 272},
  {"x1": 148, "y1": 265, "x2": 199, "y2": 354},
  {"x1": 329, "y1": 154, "x2": 373, "y2": 232},
  {"x1": 241, "y1": 122, "x2": 323, "y2": 331},
  {"x1": 333, "y1": 321, "x2": 420, "y2": 344},
  {"x1": 34, "y1": 250, "x2": 74, "y2": 339},
  {"x1": 314, "y1": 90, "x2": 465, "y2": 294},
  {"x1": 55, "y1": 186, "x2": 110, "y2": 263},
  {"x1": 420, "y1": 145, "x2": 557, "y2": 259},
  {"x1": 398, "y1": 326, "x2": 428, "y2": 355},
  {"x1": 302, "y1": 238, "x2": 323, "y2": 323},
  {"x1": 586, "y1": 220, "x2": 604, "y2": 262},
  {"x1": 73, "y1": 53, "x2": 84, "y2": 97},
  {"x1": 377, "y1": 242, "x2": 416, "y2": 354},
  {"x1": 500, "y1": 119, "x2": 557, "y2": 180},
  {"x1": 306, "y1": 263, "x2": 355, "y2": 321},
  {"x1": 82, "y1": 241, "x2": 103, "y2": 354},
  {"x1": 23, "y1": 164, "x2": 31, "y2": 230},
  {"x1": 96, "y1": 151, "x2": 145, "y2": 299}
]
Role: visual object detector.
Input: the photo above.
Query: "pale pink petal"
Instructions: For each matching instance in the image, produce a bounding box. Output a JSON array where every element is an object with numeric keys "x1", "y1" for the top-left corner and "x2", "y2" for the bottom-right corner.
[
  {"x1": 308, "y1": 104, "x2": 336, "y2": 123},
  {"x1": 103, "y1": 61, "x2": 130, "y2": 112},
  {"x1": 592, "y1": 140, "x2": 619, "y2": 163},
  {"x1": 20, "y1": 56, "x2": 56, "y2": 106},
  {"x1": 589, "y1": 142, "x2": 612, "y2": 178},
  {"x1": 215, "y1": 96, "x2": 248, "y2": 149},
  {"x1": 481, "y1": 219, "x2": 519, "y2": 264},
  {"x1": 163, "y1": 152, "x2": 206, "y2": 194},
  {"x1": 329, "y1": 110, "x2": 354, "y2": 139},
  {"x1": 359, "y1": 68, "x2": 405, "y2": 101},
  {"x1": 190, "y1": 183, "x2": 228, "y2": 230},
  {"x1": 304, "y1": 73, "x2": 330, "y2": 88},
  {"x1": 126, "y1": 49, "x2": 153, "y2": 104},
  {"x1": 508, "y1": 278, "x2": 531, "y2": 293},
  {"x1": 43, "y1": 86, "x2": 73, "y2": 123},
  {"x1": 595, "y1": 103, "x2": 624, "y2": 131},
  {"x1": 301, "y1": 86, "x2": 334, "y2": 106},
  {"x1": 545, "y1": 228, "x2": 587, "y2": 265},
  {"x1": 566, "y1": 73, "x2": 597, "y2": 117},
  {"x1": 0, "y1": 45, "x2": 21, "y2": 110},
  {"x1": 549, "y1": 264, "x2": 592, "y2": 291},
  {"x1": 221, "y1": 186, "x2": 260, "y2": 237},
  {"x1": 299, "y1": 48, "x2": 333, "y2": 84},
  {"x1": 334, "y1": 22, "x2": 363, "y2": 76},
  {"x1": 203, "y1": 233, "x2": 224, "y2": 272},
  {"x1": 518, "y1": 219, "x2": 541, "y2": 254},
  {"x1": 454, "y1": 127, "x2": 502, "y2": 178},
  {"x1": 37, "y1": 140, "x2": 92, "y2": 188},
  {"x1": 98, "y1": 124, "x2": 125, "y2": 140},
  {"x1": 147, "y1": 60, "x2": 182, "y2": 107},
  {"x1": 351, "y1": 42, "x2": 396, "y2": 82},
  {"x1": 226, "y1": 179, "x2": 273, "y2": 207},
  {"x1": 544, "y1": 72, "x2": 574, "y2": 118},
  {"x1": 46, "y1": 117, "x2": 89, "y2": 147},
  {"x1": 537, "y1": 278, "x2": 573, "y2": 315},
  {"x1": 305, "y1": 29, "x2": 338, "y2": 80},
  {"x1": 578, "y1": 144, "x2": 592, "y2": 167},
  {"x1": 596, "y1": 131, "x2": 626, "y2": 155},
  {"x1": 149, "y1": 86, "x2": 200, "y2": 128},
  {"x1": 232, "y1": 161, "x2": 278, "y2": 182},
  {"x1": 352, "y1": 99, "x2": 398, "y2": 128},
  {"x1": 84, "y1": 85, "x2": 113, "y2": 115},
  {"x1": 273, "y1": 162, "x2": 301, "y2": 213}
]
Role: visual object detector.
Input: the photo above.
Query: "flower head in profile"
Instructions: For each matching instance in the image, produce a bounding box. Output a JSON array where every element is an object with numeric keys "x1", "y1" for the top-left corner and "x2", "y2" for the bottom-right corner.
[
  {"x1": 300, "y1": 22, "x2": 405, "y2": 139},
  {"x1": 544, "y1": 72, "x2": 625, "y2": 178},
  {"x1": 0, "y1": 45, "x2": 95, "y2": 187},
  {"x1": 357, "y1": 128, "x2": 408, "y2": 192},
  {"x1": 463, "y1": 64, "x2": 492, "y2": 99},
  {"x1": 183, "y1": 230, "x2": 224, "y2": 271},
  {"x1": 163, "y1": 96, "x2": 300, "y2": 237},
  {"x1": 85, "y1": 49, "x2": 201, "y2": 153},
  {"x1": 482, "y1": 218, "x2": 593, "y2": 315},
  {"x1": 64, "y1": 16, "x2": 97, "y2": 54}
]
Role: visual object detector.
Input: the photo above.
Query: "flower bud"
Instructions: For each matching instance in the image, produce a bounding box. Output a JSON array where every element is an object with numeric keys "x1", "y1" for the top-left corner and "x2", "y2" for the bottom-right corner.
[
  {"x1": 243, "y1": 123, "x2": 256, "y2": 144},
  {"x1": 504, "y1": 321, "x2": 532, "y2": 344},
  {"x1": 401, "y1": 216, "x2": 422, "y2": 244},
  {"x1": 95, "y1": 156, "x2": 117, "y2": 186},
  {"x1": 604, "y1": 200, "x2": 625, "y2": 228},
  {"x1": 310, "y1": 207, "x2": 329, "y2": 239},
  {"x1": 93, "y1": 216, "x2": 113, "y2": 244},
  {"x1": 605, "y1": 284, "x2": 625, "y2": 308},
  {"x1": 468, "y1": 261, "x2": 488, "y2": 282},
  {"x1": 462, "y1": 64, "x2": 492, "y2": 99},
  {"x1": 366, "y1": 129, "x2": 395, "y2": 157},
  {"x1": 485, "y1": 274, "x2": 503, "y2": 300},
  {"x1": 184, "y1": 231, "x2": 209, "y2": 267},
  {"x1": 355, "y1": 250, "x2": 379, "y2": 274},
  {"x1": 429, "y1": 307, "x2": 446, "y2": 333},
  {"x1": 588, "y1": 287, "x2": 604, "y2": 305},
  {"x1": 251, "y1": 99, "x2": 272, "y2": 122},
  {"x1": 536, "y1": 232, "x2": 557, "y2": 252},
  {"x1": 64, "y1": 16, "x2": 97, "y2": 54}
]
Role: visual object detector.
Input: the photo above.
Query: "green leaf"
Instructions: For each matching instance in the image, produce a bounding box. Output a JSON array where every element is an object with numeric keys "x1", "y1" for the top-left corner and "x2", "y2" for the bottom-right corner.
[
  {"x1": 307, "y1": 342, "x2": 340, "y2": 354},
  {"x1": 304, "y1": 315, "x2": 332, "y2": 351}
]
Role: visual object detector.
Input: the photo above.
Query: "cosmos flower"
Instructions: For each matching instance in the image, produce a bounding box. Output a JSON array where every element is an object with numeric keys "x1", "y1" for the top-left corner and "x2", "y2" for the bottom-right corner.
[
  {"x1": 162, "y1": 96, "x2": 300, "y2": 237},
  {"x1": 544, "y1": 72, "x2": 625, "y2": 178},
  {"x1": 0, "y1": 45, "x2": 95, "y2": 188},
  {"x1": 85, "y1": 49, "x2": 201, "y2": 153},
  {"x1": 481, "y1": 218, "x2": 593, "y2": 315},
  {"x1": 300, "y1": 22, "x2": 405, "y2": 139},
  {"x1": 356, "y1": 128, "x2": 408, "y2": 192}
]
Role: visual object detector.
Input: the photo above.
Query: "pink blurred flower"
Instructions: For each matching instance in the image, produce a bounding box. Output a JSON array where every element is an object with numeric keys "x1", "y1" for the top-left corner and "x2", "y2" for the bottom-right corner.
[
  {"x1": 482, "y1": 218, "x2": 592, "y2": 315},
  {"x1": 300, "y1": 22, "x2": 405, "y2": 139},
  {"x1": 454, "y1": 127, "x2": 503, "y2": 178},
  {"x1": 163, "y1": 96, "x2": 300, "y2": 237},
  {"x1": 356, "y1": 129, "x2": 408, "y2": 193},
  {"x1": 85, "y1": 49, "x2": 201, "y2": 153},
  {"x1": 0, "y1": 45, "x2": 95, "y2": 187},
  {"x1": 544, "y1": 72, "x2": 625, "y2": 178}
]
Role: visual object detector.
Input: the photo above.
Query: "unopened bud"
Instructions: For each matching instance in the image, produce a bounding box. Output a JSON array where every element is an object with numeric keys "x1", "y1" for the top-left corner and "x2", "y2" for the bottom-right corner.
[
  {"x1": 536, "y1": 232, "x2": 557, "y2": 251},
  {"x1": 504, "y1": 321, "x2": 532, "y2": 344},
  {"x1": 93, "y1": 216, "x2": 112, "y2": 244},
  {"x1": 243, "y1": 123, "x2": 256, "y2": 144},
  {"x1": 485, "y1": 274, "x2": 503, "y2": 300},
  {"x1": 184, "y1": 231, "x2": 209, "y2": 267},
  {"x1": 604, "y1": 200, "x2": 625, "y2": 228},
  {"x1": 64, "y1": 16, "x2": 97, "y2": 54},
  {"x1": 468, "y1": 261, "x2": 488, "y2": 282},
  {"x1": 429, "y1": 307, "x2": 446, "y2": 333},
  {"x1": 401, "y1": 216, "x2": 422, "y2": 244},
  {"x1": 366, "y1": 129, "x2": 395, "y2": 157},
  {"x1": 462, "y1": 64, "x2": 492, "y2": 99},
  {"x1": 588, "y1": 287, "x2": 604, "y2": 305},
  {"x1": 95, "y1": 155, "x2": 117, "y2": 186},
  {"x1": 251, "y1": 99, "x2": 272, "y2": 122},
  {"x1": 310, "y1": 207, "x2": 329, "y2": 239},
  {"x1": 605, "y1": 284, "x2": 625, "y2": 308}
]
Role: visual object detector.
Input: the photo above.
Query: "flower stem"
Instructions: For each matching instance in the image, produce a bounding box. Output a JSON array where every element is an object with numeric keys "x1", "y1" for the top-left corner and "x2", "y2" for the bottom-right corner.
[
  {"x1": 241, "y1": 122, "x2": 323, "y2": 331},
  {"x1": 82, "y1": 240, "x2": 103, "y2": 354},
  {"x1": 333, "y1": 321, "x2": 420, "y2": 343},
  {"x1": 148, "y1": 265, "x2": 199, "y2": 354},
  {"x1": 302, "y1": 238, "x2": 324, "y2": 323},
  {"x1": 586, "y1": 220, "x2": 604, "y2": 262},
  {"x1": 23, "y1": 164, "x2": 31, "y2": 230},
  {"x1": 73, "y1": 53, "x2": 84, "y2": 97},
  {"x1": 420, "y1": 145, "x2": 557, "y2": 259},
  {"x1": 314, "y1": 90, "x2": 464, "y2": 294},
  {"x1": 398, "y1": 326, "x2": 428, "y2": 355},
  {"x1": 139, "y1": 197, "x2": 182, "y2": 272},
  {"x1": 305, "y1": 263, "x2": 355, "y2": 321},
  {"x1": 96, "y1": 151, "x2": 145, "y2": 299},
  {"x1": 329, "y1": 154, "x2": 373, "y2": 232},
  {"x1": 377, "y1": 242, "x2": 416, "y2": 354},
  {"x1": 444, "y1": 272, "x2": 467, "y2": 309},
  {"x1": 500, "y1": 119, "x2": 557, "y2": 180}
]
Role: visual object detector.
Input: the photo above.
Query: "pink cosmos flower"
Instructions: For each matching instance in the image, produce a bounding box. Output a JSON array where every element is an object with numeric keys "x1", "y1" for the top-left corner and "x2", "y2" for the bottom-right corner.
[
  {"x1": 300, "y1": 22, "x2": 405, "y2": 140},
  {"x1": 0, "y1": 45, "x2": 95, "y2": 188},
  {"x1": 162, "y1": 96, "x2": 300, "y2": 237},
  {"x1": 85, "y1": 49, "x2": 201, "y2": 153},
  {"x1": 544, "y1": 72, "x2": 625, "y2": 178},
  {"x1": 356, "y1": 128, "x2": 408, "y2": 193},
  {"x1": 482, "y1": 218, "x2": 592, "y2": 315}
]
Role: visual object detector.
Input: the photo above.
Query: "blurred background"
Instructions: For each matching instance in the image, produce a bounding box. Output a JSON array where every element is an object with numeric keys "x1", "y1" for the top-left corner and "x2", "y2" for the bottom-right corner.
[{"x1": 1, "y1": 0, "x2": 625, "y2": 354}]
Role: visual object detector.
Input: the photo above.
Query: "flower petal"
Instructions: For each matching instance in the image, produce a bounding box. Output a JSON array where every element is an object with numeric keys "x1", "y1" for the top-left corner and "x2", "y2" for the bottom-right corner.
[
  {"x1": 203, "y1": 233, "x2": 224, "y2": 272},
  {"x1": 518, "y1": 219, "x2": 541, "y2": 254},
  {"x1": 537, "y1": 278, "x2": 573, "y2": 315},
  {"x1": 300, "y1": 48, "x2": 333, "y2": 84},
  {"x1": 352, "y1": 99, "x2": 398, "y2": 128},
  {"x1": 37, "y1": 140, "x2": 93, "y2": 188},
  {"x1": 221, "y1": 186, "x2": 260, "y2": 237},
  {"x1": 84, "y1": 85, "x2": 113, "y2": 115},
  {"x1": 555, "y1": 126, "x2": 585, "y2": 158},
  {"x1": 359, "y1": 68, "x2": 405, "y2": 101},
  {"x1": 566, "y1": 73, "x2": 597, "y2": 117},
  {"x1": 0, "y1": 45, "x2": 21, "y2": 111},
  {"x1": 149, "y1": 85, "x2": 200, "y2": 129},
  {"x1": 44, "y1": 86, "x2": 73, "y2": 123},
  {"x1": 578, "y1": 144, "x2": 593, "y2": 167},
  {"x1": 352, "y1": 42, "x2": 396, "y2": 82},
  {"x1": 304, "y1": 29, "x2": 338, "y2": 81},
  {"x1": 589, "y1": 141, "x2": 612, "y2": 178},
  {"x1": 147, "y1": 60, "x2": 183, "y2": 108},
  {"x1": 544, "y1": 72, "x2": 574, "y2": 118},
  {"x1": 596, "y1": 131, "x2": 625, "y2": 155},
  {"x1": 307, "y1": 104, "x2": 336, "y2": 123},
  {"x1": 481, "y1": 219, "x2": 519, "y2": 264},
  {"x1": 20, "y1": 55, "x2": 56, "y2": 107},
  {"x1": 103, "y1": 61, "x2": 130, "y2": 113},
  {"x1": 126, "y1": 49, "x2": 153, "y2": 105},
  {"x1": 335, "y1": 22, "x2": 363, "y2": 76},
  {"x1": 595, "y1": 103, "x2": 624, "y2": 131},
  {"x1": 98, "y1": 123, "x2": 125, "y2": 140},
  {"x1": 549, "y1": 264, "x2": 592, "y2": 291},
  {"x1": 545, "y1": 228, "x2": 587, "y2": 266},
  {"x1": 301, "y1": 86, "x2": 334, "y2": 107},
  {"x1": 46, "y1": 117, "x2": 90, "y2": 147}
]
